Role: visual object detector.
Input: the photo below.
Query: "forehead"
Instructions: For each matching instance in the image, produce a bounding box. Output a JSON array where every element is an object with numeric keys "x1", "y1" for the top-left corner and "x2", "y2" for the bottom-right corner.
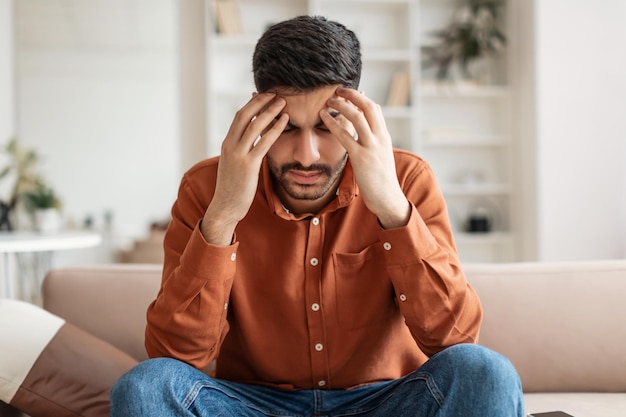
[{"x1": 270, "y1": 85, "x2": 340, "y2": 125}]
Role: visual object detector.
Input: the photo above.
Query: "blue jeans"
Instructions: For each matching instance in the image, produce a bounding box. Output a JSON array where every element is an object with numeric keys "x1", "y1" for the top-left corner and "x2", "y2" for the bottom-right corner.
[{"x1": 110, "y1": 344, "x2": 523, "y2": 417}]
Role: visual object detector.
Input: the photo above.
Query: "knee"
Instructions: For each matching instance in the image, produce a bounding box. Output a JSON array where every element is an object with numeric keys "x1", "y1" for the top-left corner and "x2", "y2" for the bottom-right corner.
[
  {"x1": 443, "y1": 344, "x2": 522, "y2": 391},
  {"x1": 423, "y1": 345, "x2": 524, "y2": 416},
  {"x1": 110, "y1": 357, "x2": 185, "y2": 405}
]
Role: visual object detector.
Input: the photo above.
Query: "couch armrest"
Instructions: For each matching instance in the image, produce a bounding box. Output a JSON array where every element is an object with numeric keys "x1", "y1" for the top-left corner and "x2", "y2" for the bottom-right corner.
[{"x1": 42, "y1": 264, "x2": 162, "y2": 362}]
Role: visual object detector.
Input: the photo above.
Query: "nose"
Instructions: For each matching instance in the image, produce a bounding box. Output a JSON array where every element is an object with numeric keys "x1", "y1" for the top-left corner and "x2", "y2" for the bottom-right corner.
[{"x1": 292, "y1": 130, "x2": 321, "y2": 167}]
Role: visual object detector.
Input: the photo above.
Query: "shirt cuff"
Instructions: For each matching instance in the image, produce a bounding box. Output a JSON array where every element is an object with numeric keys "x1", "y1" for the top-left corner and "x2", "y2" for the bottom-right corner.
[
  {"x1": 179, "y1": 222, "x2": 239, "y2": 281},
  {"x1": 379, "y1": 205, "x2": 438, "y2": 265}
]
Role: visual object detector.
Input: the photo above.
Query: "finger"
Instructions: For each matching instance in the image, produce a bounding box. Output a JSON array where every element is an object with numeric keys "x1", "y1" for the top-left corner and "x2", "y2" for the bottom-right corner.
[
  {"x1": 239, "y1": 97, "x2": 286, "y2": 150},
  {"x1": 225, "y1": 93, "x2": 277, "y2": 146},
  {"x1": 325, "y1": 97, "x2": 373, "y2": 145},
  {"x1": 320, "y1": 108, "x2": 359, "y2": 154},
  {"x1": 334, "y1": 87, "x2": 386, "y2": 134},
  {"x1": 250, "y1": 112, "x2": 289, "y2": 158}
]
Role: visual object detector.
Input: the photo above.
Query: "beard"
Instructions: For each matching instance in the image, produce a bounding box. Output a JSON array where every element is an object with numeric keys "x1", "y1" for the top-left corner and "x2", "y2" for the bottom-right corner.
[{"x1": 267, "y1": 153, "x2": 348, "y2": 201}]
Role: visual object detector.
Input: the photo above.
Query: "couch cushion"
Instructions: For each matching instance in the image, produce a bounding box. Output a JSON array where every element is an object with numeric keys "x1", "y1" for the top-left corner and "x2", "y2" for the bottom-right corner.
[
  {"x1": 0, "y1": 299, "x2": 64, "y2": 403},
  {"x1": 524, "y1": 393, "x2": 626, "y2": 417},
  {"x1": 0, "y1": 299, "x2": 137, "y2": 417},
  {"x1": 465, "y1": 260, "x2": 626, "y2": 393},
  {"x1": 42, "y1": 263, "x2": 162, "y2": 361}
]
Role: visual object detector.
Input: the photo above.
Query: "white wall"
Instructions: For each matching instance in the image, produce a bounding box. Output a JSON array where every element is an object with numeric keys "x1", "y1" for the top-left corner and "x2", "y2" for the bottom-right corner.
[
  {"x1": 15, "y1": 0, "x2": 180, "y2": 261},
  {"x1": 535, "y1": 0, "x2": 626, "y2": 260},
  {"x1": 0, "y1": 0, "x2": 14, "y2": 147}
]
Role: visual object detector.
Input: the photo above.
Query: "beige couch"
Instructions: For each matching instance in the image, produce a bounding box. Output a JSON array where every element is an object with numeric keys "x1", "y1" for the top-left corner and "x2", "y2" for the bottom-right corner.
[{"x1": 2, "y1": 260, "x2": 626, "y2": 416}]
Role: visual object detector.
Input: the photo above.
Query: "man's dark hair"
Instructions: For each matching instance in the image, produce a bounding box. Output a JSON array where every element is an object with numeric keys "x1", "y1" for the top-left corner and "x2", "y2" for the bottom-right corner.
[{"x1": 252, "y1": 15, "x2": 361, "y2": 93}]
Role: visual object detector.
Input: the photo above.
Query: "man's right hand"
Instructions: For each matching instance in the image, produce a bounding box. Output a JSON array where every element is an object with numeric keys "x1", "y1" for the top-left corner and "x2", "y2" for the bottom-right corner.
[{"x1": 200, "y1": 93, "x2": 288, "y2": 246}]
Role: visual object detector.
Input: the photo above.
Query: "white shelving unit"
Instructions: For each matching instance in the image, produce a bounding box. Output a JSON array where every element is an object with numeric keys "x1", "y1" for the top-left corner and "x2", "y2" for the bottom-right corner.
[
  {"x1": 416, "y1": 0, "x2": 517, "y2": 263},
  {"x1": 204, "y1": 0, "x2": 518, "y2": 262}
]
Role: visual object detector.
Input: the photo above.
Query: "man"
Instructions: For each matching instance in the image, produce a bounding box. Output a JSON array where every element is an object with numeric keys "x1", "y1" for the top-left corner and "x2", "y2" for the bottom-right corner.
[{"x1": 111, "y1": 15, "x2": 523, "y2": 416}]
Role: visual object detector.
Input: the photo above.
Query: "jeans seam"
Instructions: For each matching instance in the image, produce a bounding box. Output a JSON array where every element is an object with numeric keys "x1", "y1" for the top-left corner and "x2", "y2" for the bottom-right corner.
[
  {"x1": 419, "y1": 371, "x2": 444, "y2": 407},
  {"x1": 182, "y1": 381, "x2": 298, "y2": 416},
  {"x1": 181, "y1": 380, "x2": 205, "y2": 409},
  {"x1": 330, "y1": 371, "x2": 443, "y2": 416}
]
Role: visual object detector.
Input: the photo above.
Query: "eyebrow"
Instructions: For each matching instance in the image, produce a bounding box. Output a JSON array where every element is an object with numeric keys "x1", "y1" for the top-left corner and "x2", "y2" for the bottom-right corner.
[{"x1": 281, "y1": 110, "x2": 341, "y2": 130}]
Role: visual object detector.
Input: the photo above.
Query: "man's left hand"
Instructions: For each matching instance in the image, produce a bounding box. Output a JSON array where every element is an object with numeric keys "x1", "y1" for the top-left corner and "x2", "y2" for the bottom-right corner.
[{"x1": 320, "y1": 87, "x2": 410, "y2": 229}]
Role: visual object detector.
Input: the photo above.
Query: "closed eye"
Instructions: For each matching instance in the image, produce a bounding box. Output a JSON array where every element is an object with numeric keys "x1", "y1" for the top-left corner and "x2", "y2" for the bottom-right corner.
[
  {"x1": 278, "y1": 111, "x2": 339, "y2": 134},
  {"x1": 314, "y1": 111, "x2": 339, "y2": 133},
  {"x1": 281, "y1": 120, "x2": 298, "y2": 134}
]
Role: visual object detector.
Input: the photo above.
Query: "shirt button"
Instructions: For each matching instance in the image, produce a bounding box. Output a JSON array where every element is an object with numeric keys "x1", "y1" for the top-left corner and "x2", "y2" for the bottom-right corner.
[
  {"x1": 312, "y1": 217, "x2": 320, "y2": 225},
  {"x1": 310, "y1": 258, "x2": 319, "y2": 266},
  {"x1": 311, "y1": 303, "x2": 320, "y2": 311},
  {"x1": 399, "y1": 294, "x2": 407, "y2": 302},
  {"x1": 318, "y1": 380, "x2": 326, "y2": 387},
  {"x1": 230, "y1": 253, "x2": 236, "y2": 261},
  {"x1": 383, "y1": 242, "x2": 392, "y2": 251},
  {"x1": 315, "y1": 343, "x2": 324, "y2": 351}
]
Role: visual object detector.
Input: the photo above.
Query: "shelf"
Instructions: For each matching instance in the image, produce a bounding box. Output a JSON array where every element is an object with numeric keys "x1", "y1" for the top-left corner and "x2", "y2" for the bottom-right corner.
[
  {"x1": 454, "y1": 232, "x2": 513, "y2": 245},
  {"x1": 319, "y1": 0, "x2": 413, "y2": 3},
  {"x1": 441, "y1": 183, "x2": 511, "y2": 196},
  {"x1": 382, "y1": 106, "x2": 412, "y2": 118},
  {"x1": 419, "y1": 84, "x2": 510, "y2": 98},
  {"x1": 362, "y1": 49, "x2": 413, "y2": 62},
  {"x1": 422, "y1": 134, "x2": 509, "y2": 147},
  {"x1": 211, "y1": 34, "x2": 258, "y2": 47}
]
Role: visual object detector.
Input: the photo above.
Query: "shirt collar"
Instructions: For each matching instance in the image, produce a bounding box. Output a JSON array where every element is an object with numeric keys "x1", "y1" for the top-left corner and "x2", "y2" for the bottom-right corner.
[{"x1": 260, "y1": 158, "x2": 358, "y2": 220}]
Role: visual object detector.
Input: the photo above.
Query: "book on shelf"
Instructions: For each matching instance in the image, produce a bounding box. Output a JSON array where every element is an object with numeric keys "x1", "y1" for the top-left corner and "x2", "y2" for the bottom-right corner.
[
  {"x1": 386, "y1": 71, "x2": 411, "y2": 107},
  {"x1": 215, "y1": 0, "x2": 243, "y2": 35}
]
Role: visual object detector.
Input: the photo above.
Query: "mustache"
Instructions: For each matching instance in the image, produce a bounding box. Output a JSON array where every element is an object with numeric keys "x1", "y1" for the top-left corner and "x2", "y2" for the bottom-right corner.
[{"x1": 280, "y1": 162, "x2": 332, "y2": 176}]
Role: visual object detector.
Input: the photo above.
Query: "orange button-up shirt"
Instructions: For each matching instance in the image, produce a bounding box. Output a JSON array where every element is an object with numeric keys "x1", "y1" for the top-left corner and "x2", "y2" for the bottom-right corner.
[{"x1": 145, "y1": 149, "x2": 482, "y2": 390}]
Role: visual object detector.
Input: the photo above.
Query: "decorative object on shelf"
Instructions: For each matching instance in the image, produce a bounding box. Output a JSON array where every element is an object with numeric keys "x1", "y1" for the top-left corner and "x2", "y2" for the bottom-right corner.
[
  {"x1": 467, "y1": 207, "x2": 491, "y2": 232},
  {"x1": 0, "y1": 138, "x2": 63, "y2": 232},
  {"x1": 421, "y1": 0, "x2": 506, "y2": 83},
  {"x1": 386, "y1": 71, "x2": 411, "y2": 107},
  {"x1": 215, "y1": 0, "x2": 243, "y2": 35},
  {"x1": 465, "y1": 199, "x2": 498, "y2": 233}
]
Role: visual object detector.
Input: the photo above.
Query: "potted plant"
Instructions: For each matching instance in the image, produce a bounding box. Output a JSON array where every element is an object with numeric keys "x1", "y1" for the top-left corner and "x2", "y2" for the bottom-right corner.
[
  {"x1": 0, "y1": 138, "x2": 63, "y2": 232},
  {"x1": 0, "y1": 138, "x2": 39, "y2": 230},
  {"x1": 421, "y1": 0, "x2": 507, "y2": 84},
  {"x1": 21, "y1": 181, "x2": 63, "y2": 233}
]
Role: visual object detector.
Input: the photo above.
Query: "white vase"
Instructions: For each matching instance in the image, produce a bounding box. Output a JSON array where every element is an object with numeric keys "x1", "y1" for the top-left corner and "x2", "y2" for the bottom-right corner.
[
  {"x1": 466, "y1": 56, "x2": 494, "y2": 86},
  {"x1": 35, "y1": 208, "x2": 62, "y2": 233}
]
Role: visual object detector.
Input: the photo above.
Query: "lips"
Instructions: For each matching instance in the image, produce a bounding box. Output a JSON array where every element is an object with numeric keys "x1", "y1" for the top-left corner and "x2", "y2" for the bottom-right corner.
[{"x1": 289, "y1": 170, "x2": 323, "y2": 185}]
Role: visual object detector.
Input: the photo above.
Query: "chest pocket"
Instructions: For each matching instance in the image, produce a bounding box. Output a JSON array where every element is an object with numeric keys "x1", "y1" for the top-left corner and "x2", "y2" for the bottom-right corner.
[{"x1": 332, "y1": 244, "x2": 396, "y2": 330}]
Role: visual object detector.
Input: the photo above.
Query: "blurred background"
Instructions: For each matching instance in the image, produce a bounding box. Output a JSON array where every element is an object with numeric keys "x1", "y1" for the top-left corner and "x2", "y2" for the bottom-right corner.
[{"x1": 0, "y1": 0, "x2": 625, "y2": 267}]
